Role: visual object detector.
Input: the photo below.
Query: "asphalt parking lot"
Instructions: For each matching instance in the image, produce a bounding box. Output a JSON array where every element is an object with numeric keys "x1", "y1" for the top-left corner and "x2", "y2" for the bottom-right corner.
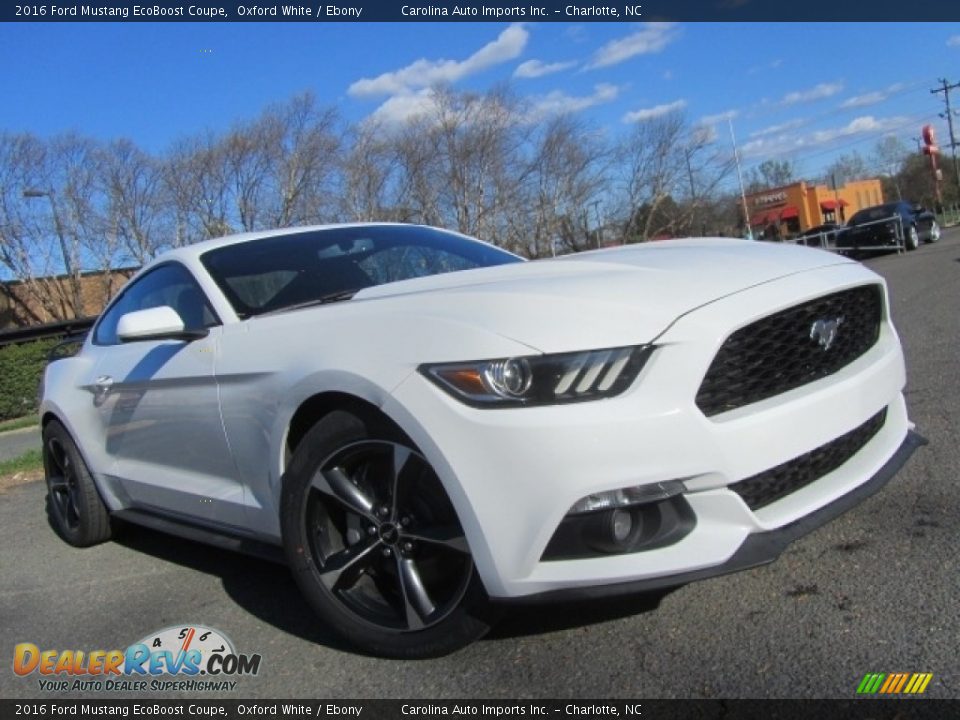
[{"x1": 2, "y1": 231, "x2": 958, "y2": 700}]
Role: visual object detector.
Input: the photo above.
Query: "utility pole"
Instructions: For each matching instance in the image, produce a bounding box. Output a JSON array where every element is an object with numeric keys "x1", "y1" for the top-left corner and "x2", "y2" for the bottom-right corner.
[{"x1": 931, "y1": 78, "x2": 960, "y2": 200}]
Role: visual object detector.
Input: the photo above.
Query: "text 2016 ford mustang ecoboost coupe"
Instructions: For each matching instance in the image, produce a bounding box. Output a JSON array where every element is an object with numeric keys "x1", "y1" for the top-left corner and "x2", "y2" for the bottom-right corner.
[{"x1": 40, "y1": 223, "x2": 923, "y2": 657}]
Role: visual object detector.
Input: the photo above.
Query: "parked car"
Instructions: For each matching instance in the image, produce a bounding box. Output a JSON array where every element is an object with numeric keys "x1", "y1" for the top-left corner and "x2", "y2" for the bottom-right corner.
[
  {"x1": 839, "y1": 201, "x2": 940, "y2": 253},
  {"x1": 40, "y1": 224, "x2": 922, "y2": 657},
  {"x1": 795, "y1": 222, "x2": 849, "y2": 248}
]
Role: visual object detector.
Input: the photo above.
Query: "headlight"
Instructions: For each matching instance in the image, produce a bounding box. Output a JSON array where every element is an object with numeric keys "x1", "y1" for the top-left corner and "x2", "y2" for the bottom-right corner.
[{"x1": 419, "y1": 345, "x2": 653, "y2": 407}]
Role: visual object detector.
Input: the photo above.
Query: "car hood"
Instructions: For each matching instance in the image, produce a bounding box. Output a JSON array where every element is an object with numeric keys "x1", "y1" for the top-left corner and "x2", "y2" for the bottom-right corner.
[{"x1": 338, "y1": 239, "x2": 854, "y2": 354}]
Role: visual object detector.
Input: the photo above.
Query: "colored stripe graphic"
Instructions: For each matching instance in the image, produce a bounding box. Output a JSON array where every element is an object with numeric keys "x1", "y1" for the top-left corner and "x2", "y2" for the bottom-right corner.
[
  {"x1": 857, "y1": 672, "x2": 932, "y2": 695},
  {"x1": 857, "y1": 673, "x2": 885, "y2": 694}
]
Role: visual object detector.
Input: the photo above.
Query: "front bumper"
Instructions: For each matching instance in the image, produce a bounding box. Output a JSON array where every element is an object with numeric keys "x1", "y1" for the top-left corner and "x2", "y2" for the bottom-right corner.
[
  {"x1": 502, "y1": 429, "x2": 925, "y2": 603},
  {"x1": 384, "y1": 263, "x2": 915, "y2": 599}
]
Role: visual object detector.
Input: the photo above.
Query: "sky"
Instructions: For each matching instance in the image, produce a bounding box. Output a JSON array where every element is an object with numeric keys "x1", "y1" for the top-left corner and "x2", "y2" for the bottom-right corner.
[{"x1": 3, "y1": 21, "x2": 960, "y2": 184}]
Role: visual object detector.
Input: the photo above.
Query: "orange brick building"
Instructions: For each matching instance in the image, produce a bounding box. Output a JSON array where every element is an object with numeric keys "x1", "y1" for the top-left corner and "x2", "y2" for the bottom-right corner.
[
  {"x1": 0, "y1": 268, "x2": 135, "y2": 329},
  {"x1": 746, "y1": 178, "x2": 884, "y2": 239}
]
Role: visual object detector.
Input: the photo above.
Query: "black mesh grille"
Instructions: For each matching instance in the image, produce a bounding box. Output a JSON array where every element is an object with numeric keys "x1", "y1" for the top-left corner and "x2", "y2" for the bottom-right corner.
[
  {"x1": 696, "y1": 285, "x2": 883, "y2": 417},
  {"x1": 730, "y1": 408, "x2": 888, "y2": 511}
]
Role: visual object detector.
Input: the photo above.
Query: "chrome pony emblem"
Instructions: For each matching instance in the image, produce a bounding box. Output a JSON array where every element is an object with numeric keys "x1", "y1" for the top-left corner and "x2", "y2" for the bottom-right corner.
[{"x1": 810, "y1": 316, "x2": 844, "y2": 351}]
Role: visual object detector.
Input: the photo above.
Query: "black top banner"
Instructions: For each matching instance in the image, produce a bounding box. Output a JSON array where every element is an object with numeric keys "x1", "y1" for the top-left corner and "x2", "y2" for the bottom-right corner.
[{"x1": 4, "y1": 0, "x2": 960, "y2": 22}]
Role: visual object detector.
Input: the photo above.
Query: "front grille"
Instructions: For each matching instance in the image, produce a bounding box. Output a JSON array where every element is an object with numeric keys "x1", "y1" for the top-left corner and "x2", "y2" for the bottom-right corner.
[
  {"x1": 696, "y1": 285, "x2": 883, "y2": 417},
  {"x1": 730, "y1": 408, "x2": 888, "y2": 511}
]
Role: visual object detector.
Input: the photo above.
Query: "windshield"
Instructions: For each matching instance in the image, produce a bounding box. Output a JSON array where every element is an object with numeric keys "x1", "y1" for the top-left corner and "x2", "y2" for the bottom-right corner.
[{"x1": 200, "y1": 225, "x2": 523, "y2": 318}]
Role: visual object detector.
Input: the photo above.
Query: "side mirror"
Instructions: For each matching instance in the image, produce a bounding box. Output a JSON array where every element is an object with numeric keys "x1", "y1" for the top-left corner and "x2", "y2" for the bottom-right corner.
[{"x1": 117, "y1": 306, "x2": 208, "y2": 343}]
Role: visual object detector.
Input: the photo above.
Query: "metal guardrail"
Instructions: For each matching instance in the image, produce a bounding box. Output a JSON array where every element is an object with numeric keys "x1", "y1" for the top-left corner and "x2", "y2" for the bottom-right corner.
[
  {"x1": 841, "y1": 215, "x2": 907, "y2": 254},
  {"x1": 0, "y1": 316, "x2": 96, "y2": 349},
  {"x1": 798, "y1": 215, "x2": 907, "y2": 254},
  {"x1": 936, "y1": 209, "x2": 960, "y2": 227}
]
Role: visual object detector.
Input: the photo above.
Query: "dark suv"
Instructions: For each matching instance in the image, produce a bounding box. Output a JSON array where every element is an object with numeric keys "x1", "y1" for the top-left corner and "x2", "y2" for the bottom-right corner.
[{"x1": 839, "y1": 201, "x2": 940, "y2": 253}]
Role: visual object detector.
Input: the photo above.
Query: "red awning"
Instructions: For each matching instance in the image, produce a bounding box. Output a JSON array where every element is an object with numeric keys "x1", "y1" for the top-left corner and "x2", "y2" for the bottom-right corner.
[
  {"x1": 750, "y1": 211, "x2": 771, "y2": 226},
  {"x1": 820, "y1": 199, "x2": 849, "y2": 211},
  {"x1": 780, "y1": 206, "x2": 799, "y2": 220}
]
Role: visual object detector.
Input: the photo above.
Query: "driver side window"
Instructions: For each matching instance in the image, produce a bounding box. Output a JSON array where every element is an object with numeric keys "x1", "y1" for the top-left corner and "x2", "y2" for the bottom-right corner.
[{"x1": 94, "y1": 264, "x2": 218, "y2": 346}]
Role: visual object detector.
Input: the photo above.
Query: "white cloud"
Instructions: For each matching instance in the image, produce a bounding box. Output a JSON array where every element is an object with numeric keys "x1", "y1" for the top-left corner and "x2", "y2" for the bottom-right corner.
[
  {"x1": 529, "y1": 84, "x2": 620, "y2": 120},
  {"x1": 840, "y1": 82, "x2": 911, "y2": 108},
  {"x1": 700, "y1": 109, "x2": 738, "y2": 125},
  {"x1": 349, "y1": 24, "x2": 529, "y2": 98},
  {"x1": 622, "y1": 99, "x2": 687, "y2": 123},
  {"x1": 741, "y1": 134, "x2": 805, "y2": 159},
  {"x1": 749, "y1": 118, "x2": 806, "y2": 138},
  {"x1": 948, "y1": 35, "x2": 960, "y2": 46},
  {"x1": 810, "y1": 115, "x2": 908, "y2": 144},
  {"x1": 780, "y1": 82, "x2": 843, "y2": 106},
  {"x1": 741, "y1": 114, "x2": 910, "y2": 159},
  {"x1": 587, "y1": 22, "x2": 679, "y2": 70},
  {"x1": 513, "y1": 59, "x2": 577, "y2": 79},
  {"x1": 841, "y1": 91, "x2": 886, "y2": 108},
  {"x1": 367, "y1": 89, "x2": 438, "y2": 126}
]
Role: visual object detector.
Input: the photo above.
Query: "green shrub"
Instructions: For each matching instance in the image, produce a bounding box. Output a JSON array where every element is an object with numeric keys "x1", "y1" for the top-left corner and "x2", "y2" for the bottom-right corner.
[{"x1": 0, "y1": 339, "x2": 59, "y2": 422}]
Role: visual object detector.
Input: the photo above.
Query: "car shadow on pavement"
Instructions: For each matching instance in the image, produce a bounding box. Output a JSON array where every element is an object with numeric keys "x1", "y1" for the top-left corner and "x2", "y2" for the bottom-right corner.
[
  {"x1": 111, "y1": 524, "x2": 355, "y2": 654},
  {"x1": 112, "y1": 522, "x2": 675, "y2": 652},
  {"x1": 488, "y1": 590, "x2": 674, "y2": 641}
]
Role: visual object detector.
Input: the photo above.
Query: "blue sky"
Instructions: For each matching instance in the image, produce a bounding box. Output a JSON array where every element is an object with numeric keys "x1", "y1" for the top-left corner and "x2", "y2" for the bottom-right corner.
[{"x1": 3, "y1": 21, "x2": 960, "y2": 182}]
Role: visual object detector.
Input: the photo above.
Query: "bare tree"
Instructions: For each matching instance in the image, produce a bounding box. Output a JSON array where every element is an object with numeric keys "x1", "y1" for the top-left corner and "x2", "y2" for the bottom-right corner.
[
  {"x1": 824, "y1": 151, "x2": 871, "y2": 184},
  {"x1": 0, "y1": 132, "x2": 100, "y2": 320},
  {"x1": 163, "y1": 133, "x2": 233, "y2": 243},
  {"x1": 616, "y1": 112, "x2": 688, "y2": 242},
  {"x1": 426, "y1": 87, "x2": 531, "y2": 245},
  {"x1": 745, "y1": 159, "x2": 797, "y2": 193},
  {"x1": 392, "y1": 117, "x2": 444, "y2": 226},
  {"x1": 524, "y1": 114, "x2": 609, "y2": 256},
  {"x1": 258, "y1": 92, "x2": 342, "y2": 228},
  {"x1": 340, "y1": 119, "x2": 398, "y2": 222},
  {"x1": 100, "y1": 139, "x2": 168, "y2": 266}
]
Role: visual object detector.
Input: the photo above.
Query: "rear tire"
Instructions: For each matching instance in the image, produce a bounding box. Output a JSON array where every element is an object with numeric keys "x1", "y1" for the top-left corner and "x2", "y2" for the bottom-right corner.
[
  {"x1": 926, "y1": 221, "x2": 940, "y2": 243},
  {"x1": 42, "y1": 420, "x2": 112, "y2": 547},
  {"x1": 281, "y1": 410, "x2": 498, "y2": 657}
]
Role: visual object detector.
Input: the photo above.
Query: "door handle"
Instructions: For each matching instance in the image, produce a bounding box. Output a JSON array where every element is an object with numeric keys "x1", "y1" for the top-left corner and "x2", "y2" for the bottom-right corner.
[{"x1": 94, "y1": 375, "x2": 114, "y2": 391}]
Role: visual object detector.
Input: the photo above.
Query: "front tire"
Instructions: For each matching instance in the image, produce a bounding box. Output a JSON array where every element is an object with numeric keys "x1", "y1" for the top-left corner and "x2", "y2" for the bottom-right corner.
[
  {"x1": 926, "y1": 221, "x2": 940, "y2": 243},
  {"x1": 42, "y1": 420, "x2": 112, "y2": 547},
  {"x1": 281, "y1": 411, "x2": 497, "y2": 657},
  {"x1": 904, "y1": 224, "x2": 919, "y2": 251}
]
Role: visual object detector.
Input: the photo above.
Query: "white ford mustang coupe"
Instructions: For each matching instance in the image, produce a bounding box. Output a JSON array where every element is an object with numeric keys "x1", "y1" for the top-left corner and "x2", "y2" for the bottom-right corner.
[{"x1": 40, "y1": 223, "x2": 923, "y2": 657}]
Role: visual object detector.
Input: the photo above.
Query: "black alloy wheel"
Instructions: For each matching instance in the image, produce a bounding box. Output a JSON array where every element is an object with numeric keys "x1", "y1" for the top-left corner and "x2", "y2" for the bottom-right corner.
[
  {"x1": 306, "y1": 439, "x2": 473, "y2": 632},
  {"x1": 42, "y1": 419, "x2": 112, "y2": 547},
  {"x1": 282, "y1": 411, "x2": 497, "y2": 657}
]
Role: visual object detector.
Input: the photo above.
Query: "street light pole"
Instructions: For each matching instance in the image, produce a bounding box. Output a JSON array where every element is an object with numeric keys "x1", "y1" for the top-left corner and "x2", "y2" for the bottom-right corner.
[
  {"x1": 728, "y1": 118, "x2": 753, "y2": 240},
  {"x1": 589, "y1": 199, "x2": 603, "y2": 248},
  {"x1": 23, "y1": 188, "x2": 83, "y2": 318}
]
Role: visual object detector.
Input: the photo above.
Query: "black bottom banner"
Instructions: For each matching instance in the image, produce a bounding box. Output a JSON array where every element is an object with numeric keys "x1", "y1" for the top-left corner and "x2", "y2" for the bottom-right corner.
[{"x1": 2, "y1": 699, "x2": 957, "y2": 720}]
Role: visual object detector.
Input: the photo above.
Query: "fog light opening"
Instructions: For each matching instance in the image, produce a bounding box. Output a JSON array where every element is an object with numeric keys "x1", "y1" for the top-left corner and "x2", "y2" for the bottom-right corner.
[
  {"x1": 585, "y1": 507, "x2": 643, "y2": 553},
  {"x1": 611, "y1": 508, "x2": 633, "y2": 542},
  {"x1": 542, "y1": 494, "x2": 698, "y2": 561}
]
